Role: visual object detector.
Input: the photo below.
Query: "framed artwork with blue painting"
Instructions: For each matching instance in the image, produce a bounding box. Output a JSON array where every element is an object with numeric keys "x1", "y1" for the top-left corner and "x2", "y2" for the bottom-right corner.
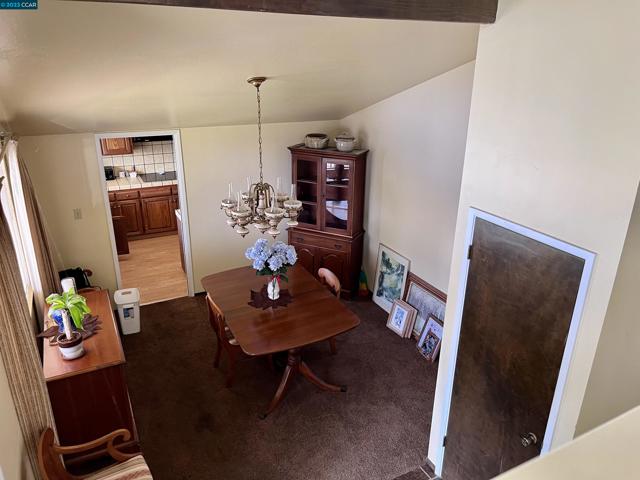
[{"x1": 373, "y1": 244, "x2": 410, "y2": 312}]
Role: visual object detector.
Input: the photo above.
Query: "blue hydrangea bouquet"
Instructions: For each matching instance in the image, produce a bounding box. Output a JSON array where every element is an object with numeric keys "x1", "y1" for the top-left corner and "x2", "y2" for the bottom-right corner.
[{"x1": 245, "y1": 238, "x2": 298, "y2": 300}]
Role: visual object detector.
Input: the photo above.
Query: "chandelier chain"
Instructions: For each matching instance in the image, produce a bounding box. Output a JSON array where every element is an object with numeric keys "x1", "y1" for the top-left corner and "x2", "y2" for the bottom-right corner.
[{"x1": 256, "y1": 85, "x2": 263, "y2": 184}]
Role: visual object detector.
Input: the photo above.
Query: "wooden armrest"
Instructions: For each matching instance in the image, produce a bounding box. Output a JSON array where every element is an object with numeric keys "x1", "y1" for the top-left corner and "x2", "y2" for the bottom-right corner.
[
  {"x1": 39, "y1": 428, "x2": 138, "y2": 480},
  {"x1": 52, "y1": 429, "x2": 137, "y2": 463}
]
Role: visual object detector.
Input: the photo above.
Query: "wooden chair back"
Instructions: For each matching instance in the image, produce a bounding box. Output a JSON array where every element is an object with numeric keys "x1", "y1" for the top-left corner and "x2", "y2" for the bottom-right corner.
[
  {"x1": 206, "y1": 294, "x2": 227, "y2": 340},
  {"x1": 318, "y1": 268, "x2": 341, "y2": 299}
]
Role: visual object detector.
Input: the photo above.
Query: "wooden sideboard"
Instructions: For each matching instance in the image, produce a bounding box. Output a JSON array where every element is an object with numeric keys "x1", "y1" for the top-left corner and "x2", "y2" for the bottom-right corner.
[
  {"x1": 43, "y1": 290, "x2": 139, "y2": 466},
  {"x1": 287, "y1": 144, "x2": 368, "y2": 297}
]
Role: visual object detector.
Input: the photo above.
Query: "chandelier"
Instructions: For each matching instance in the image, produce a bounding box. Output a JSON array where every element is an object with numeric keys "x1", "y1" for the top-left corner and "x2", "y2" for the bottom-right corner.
[{"x1": 221, "y1": 77, "x2": 302, "y2": 238}]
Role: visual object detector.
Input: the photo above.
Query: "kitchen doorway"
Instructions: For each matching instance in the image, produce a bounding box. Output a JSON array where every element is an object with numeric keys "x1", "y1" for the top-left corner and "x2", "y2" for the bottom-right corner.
[{"x1": 95, "y1": 131, "x2": 194, "y2": 305}]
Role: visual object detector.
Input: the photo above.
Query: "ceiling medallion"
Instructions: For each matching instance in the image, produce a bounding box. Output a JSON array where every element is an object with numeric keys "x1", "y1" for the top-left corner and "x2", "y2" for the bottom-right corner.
[{"x1": 221, "y1": 77, "x2": 302, "y2": 238}]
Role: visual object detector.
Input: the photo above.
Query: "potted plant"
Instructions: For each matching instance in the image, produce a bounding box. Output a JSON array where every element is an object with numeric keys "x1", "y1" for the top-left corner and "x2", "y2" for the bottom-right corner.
[
  {"x1": 46, "y1": 289, "x2": 91, "y2": 360},
  {"x1": 245, "y1": 239, "x2": 297, "y2": 300}
]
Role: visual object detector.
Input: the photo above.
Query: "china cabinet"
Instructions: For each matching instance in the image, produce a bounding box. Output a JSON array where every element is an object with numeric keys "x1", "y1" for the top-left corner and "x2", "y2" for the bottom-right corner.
[{"x1": 287, "y1": 144, "x2": 368, "y2": 297}]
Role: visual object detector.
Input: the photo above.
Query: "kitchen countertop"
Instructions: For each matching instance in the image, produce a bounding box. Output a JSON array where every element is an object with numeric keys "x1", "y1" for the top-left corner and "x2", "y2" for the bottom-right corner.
[{"x1": 107, "y1": 175, "x2": 177, "y2": 191}]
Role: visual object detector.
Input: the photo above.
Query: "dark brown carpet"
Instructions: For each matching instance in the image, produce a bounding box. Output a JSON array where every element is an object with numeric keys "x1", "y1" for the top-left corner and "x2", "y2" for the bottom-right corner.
[{"x1": 122, "y1": 295, "x2": 437, "y2": 480}]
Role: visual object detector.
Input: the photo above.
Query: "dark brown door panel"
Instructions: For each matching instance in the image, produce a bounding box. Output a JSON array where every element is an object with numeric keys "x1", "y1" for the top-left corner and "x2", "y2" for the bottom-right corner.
[{"x1": 443, "y1": 218, "x2": 584, "y2": 480}]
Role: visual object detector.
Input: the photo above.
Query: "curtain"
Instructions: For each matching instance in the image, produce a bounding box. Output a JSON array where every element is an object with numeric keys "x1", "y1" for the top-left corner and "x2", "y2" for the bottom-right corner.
[
  {"x1": 17, "y1": 151, "x2": 61, "y2": 297},
  {"x1": 0, "y1": 176, "x2": 56, "y2": 480},
  {"x1": 5, "y1": 140, "x2": 60, "y2": 327}
]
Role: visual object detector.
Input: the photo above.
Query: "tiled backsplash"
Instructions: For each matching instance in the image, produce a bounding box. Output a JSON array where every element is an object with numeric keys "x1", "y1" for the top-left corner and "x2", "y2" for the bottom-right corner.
[{"x1": 102, "y1": 140, "x2": 175, "y2": 174}]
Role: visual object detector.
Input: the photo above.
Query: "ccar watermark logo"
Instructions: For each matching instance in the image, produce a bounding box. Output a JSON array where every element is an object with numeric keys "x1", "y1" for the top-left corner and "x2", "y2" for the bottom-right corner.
[{"x1": 1, "y1": 0, "x2": 38, "y2": 8}]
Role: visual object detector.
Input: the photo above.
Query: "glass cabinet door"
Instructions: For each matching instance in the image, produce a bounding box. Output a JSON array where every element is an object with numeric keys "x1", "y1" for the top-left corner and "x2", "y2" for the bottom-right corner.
[
  {"x1": 323, "y1": 159, "x2": 351, "y2": 232},
  {"x1": 294, "y1": 157, "x2": 319, "y2": 228}
]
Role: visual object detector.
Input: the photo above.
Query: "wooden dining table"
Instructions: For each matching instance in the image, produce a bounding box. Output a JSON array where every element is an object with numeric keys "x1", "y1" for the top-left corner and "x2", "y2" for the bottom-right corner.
[{"x1": 201, "y1": 264, "x2": 360, "y2": 418}]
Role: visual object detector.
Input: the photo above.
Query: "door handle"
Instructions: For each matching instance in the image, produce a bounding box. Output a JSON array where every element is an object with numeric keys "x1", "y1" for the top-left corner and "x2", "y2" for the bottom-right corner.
[{"x1": 520, "y1": 432, "x2": 538, "y2": 448}]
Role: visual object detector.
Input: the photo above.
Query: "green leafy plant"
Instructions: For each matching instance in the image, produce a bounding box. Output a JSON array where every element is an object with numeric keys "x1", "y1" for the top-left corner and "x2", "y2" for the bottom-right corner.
[{"x1": 46, "y1": 289, "x2": 91, "y2": 330}]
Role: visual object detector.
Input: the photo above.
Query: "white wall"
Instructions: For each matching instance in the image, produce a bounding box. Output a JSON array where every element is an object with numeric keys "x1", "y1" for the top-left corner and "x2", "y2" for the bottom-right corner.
[
  {"x1": 19, "y1": 63, "x2": 475, "y2": 298},
  {"x1": 19, "y1": 122, "x2": 340, "y2": 295},
  {"x1": 495, "y1": 406, "x2": 640, "y2": 480},
  {"x1": 577, "y1": 186, "x2": 640, "y2": 434},
  {"x1": 429, "y1": 0, "x2": 640, "y2": 470},
  {"x1": 0, "y1": 358, "x2": 33, "y2": 480},
  {"x1": 339, "y1": 62, "x2": 474, "y2": 292},
  {"x1": 20, "y1": 134, "x2": 118, "y2": 292},
  {"x1": 180, "y1": 120, "x2": 339, "y2": 290}
]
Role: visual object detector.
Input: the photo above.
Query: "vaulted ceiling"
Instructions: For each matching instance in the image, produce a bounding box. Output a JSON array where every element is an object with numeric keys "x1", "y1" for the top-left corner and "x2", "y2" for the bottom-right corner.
[{"x1": 0, "y1": 1, "x2": 478, "y2": 135}]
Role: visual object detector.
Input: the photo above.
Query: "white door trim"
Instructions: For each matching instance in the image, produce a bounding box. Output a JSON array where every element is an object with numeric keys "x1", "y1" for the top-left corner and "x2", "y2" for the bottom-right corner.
[
  {"x1": 434, "y1": 207, "x2": 595, "y2": 476},
  {"x1": 93, "y1": 130, "x2": 195, "y2": 298}
]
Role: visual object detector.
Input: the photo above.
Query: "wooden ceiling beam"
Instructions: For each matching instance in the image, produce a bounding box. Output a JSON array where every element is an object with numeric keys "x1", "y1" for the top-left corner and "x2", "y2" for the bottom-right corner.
[{"x1": 81, "y1": 0, "x2": 498, "y2": 23}]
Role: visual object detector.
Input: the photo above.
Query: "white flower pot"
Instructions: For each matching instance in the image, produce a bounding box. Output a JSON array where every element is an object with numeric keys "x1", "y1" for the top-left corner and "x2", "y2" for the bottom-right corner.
[
  {"x1": 57, "y1": 332, "x2": 84, "y2": 360},
  {"x1": 267, "y1": 277, "x2": 280, "y2": 300}
]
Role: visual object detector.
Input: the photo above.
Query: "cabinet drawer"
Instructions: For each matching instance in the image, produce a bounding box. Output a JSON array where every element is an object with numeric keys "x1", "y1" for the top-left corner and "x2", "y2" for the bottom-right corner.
[
  {"x1": 114, "y1": 190, "x2": 140, "y2": 200},
  {"x1": 171, "y1": 185, "x2": 178, "y2": 194},
  {"x1": 140, "y1": 186, "x2": 172, "y2": 198},
  {"x1": 289, "y1": 230, "x2": 349, "y2": 252},
  {"x1": 108, "y1": 192, "x2": 116, "y2": 202}
]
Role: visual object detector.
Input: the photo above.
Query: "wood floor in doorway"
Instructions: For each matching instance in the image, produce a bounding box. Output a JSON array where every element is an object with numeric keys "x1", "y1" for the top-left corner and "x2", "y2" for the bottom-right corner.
[{"x1": 119, "y1": 234, "x2": 187, "y2": 304}]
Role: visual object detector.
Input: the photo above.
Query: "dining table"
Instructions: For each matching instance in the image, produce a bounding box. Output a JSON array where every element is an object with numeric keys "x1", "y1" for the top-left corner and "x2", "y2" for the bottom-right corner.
[{"x1": 201, "y1": 264, "x2": 360, "y2": 418}]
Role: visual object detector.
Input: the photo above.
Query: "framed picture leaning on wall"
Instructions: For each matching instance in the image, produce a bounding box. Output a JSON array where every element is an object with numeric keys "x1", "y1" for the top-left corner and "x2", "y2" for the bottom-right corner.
[
  {"x1": 403, "y1": 272, "x2": 447, "y2": 338},
  {"x1": 417, "y1": 315, "x2": 444, "y2": 363},
  {"x1": 386, "y1": 299, "x2": 417, "y2": 338},
  {"x1": 373, "y1": 244, "x2": 410, "y2": 312}
]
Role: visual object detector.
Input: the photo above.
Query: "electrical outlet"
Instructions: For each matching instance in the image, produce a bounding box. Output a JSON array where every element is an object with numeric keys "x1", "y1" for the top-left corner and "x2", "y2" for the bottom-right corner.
[{"x1": 73, "y1": 208, "x2": 82, "y2": 220}]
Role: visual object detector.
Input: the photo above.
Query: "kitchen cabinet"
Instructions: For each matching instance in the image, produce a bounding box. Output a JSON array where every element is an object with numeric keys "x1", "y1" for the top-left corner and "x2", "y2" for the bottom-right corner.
[
  {"x1": 112, "y1": 216, "x2": 130, "y2": 255},
  {"x1": 117, "y1": 199, "x2": 144, "y2": 236},
  {"x1": 109, "y1": 185, "x2": 179, "y2": 241},
  {"x1": 100, "y1": 137, "x2": 133, "y2": 155},
  {"x1": 288, "y1": 144, "x2": 367, "y2": 297},
  {"x1": 141, "y1": 196, "x2": 174, "y2": 233}
]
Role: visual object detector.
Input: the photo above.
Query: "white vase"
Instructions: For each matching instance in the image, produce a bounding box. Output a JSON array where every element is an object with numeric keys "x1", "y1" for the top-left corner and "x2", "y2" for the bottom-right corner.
[{"x1": 267, "y1": 277, "x2": 280, "y2": 300}]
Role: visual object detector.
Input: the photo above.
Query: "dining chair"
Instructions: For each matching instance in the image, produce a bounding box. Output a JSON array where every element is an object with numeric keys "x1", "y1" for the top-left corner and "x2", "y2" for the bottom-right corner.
[
  {"x1": 318, "y1": 268, "x2": 340, "y2": 355},
  {"x1": 206, "y1": 294, "x2": 274, "y2": 387},
  {"x1": 206, "y1": 294, "x2": 243, "y2": 388}
]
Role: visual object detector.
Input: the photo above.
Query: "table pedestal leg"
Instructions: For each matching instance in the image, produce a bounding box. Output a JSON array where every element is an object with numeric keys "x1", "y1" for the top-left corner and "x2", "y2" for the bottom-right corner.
[
  {"x1": 260, "y1": 347, "x2": 346, "y2": 419},
  {"x1": 299, "y1": 361, "x2": 346, "y2": 393}
]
